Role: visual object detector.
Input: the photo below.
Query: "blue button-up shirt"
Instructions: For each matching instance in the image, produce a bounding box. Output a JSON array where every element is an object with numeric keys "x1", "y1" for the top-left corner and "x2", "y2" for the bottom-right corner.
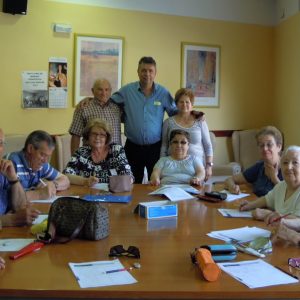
[{"x1": 111, "y1": 81, "x2": 177, "y2": 145}]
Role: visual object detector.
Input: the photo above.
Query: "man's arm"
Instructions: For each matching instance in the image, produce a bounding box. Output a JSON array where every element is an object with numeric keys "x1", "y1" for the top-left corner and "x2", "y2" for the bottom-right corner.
[
  {"x1": 71, "y1": 135, "x2": 81, "y2": 155},
  {"x1": 0, "y1": 159, "x2": 26, "y2": 210},
  {"x1": 53, "y1": 173, "x2": 70, "y2": 191}
]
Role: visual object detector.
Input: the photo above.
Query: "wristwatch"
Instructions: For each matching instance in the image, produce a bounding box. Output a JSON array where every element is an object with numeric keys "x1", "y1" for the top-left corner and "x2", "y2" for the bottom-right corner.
[{"x1": 206, "y1": 162, "x2": 214, "y2": 167}]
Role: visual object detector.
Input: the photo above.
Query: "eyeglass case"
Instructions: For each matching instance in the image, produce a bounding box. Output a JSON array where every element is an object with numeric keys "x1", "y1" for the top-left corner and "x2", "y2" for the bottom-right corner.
[{"x1": 201, "y1": 244, "x2": 237, "y2": 262}]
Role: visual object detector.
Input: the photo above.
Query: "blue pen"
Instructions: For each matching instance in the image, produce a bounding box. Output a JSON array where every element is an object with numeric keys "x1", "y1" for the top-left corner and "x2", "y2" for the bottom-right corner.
[{"x1": 105, "y1": 268, "x2": 127, "y2": 274}]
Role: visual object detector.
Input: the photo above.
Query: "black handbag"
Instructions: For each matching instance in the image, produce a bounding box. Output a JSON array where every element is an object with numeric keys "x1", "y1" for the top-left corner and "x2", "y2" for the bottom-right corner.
[{"x1": 44, "y1": 197, "x2": 109, "y2": 242}]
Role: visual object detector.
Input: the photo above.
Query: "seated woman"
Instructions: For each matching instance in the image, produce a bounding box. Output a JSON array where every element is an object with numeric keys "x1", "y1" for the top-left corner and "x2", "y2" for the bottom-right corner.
[
  {"x1": 63, "y1": 118, "x2": 133, "y2": 186},
  {"x1": 240, "y1": 146, "x2": 300, "y2": 221},
  {"x1": 150, "y1": 129, "x2": 205, "y2": 186},
  {"x1": 160, "y1": 88, "x2": 213, "y2": 181},
  {"x1": 225, "y1": 126, "x2": 283, "y2": 196}
]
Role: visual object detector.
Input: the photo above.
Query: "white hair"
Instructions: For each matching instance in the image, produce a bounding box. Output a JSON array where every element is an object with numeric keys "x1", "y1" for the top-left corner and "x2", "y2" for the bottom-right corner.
[{"x1": 281, "y1": 145, "x2": 300, "y2": 158}]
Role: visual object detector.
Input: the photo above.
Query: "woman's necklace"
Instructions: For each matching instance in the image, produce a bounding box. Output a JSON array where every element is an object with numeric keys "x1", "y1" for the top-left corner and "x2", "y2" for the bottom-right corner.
[
  {"x1": 91, "y1": 147, "x2": 108, "y2": 163},
  {"x1": 174, "y1": 114, "x2": 195, "y2": 128}
]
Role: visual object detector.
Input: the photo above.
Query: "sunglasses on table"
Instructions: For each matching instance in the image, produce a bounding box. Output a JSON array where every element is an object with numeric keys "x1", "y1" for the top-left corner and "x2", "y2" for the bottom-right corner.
[
  {"x1": 109, "y1": 245, "x2": 140, "y2": 259},
  {"x1": 288, "y1": 257, "x2": 300, "y2": 269}
]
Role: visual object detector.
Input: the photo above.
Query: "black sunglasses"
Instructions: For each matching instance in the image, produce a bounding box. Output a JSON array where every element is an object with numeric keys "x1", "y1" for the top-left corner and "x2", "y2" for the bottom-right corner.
[{"x1": 109, "y1": 245, "x2": 140, "y2": 258}]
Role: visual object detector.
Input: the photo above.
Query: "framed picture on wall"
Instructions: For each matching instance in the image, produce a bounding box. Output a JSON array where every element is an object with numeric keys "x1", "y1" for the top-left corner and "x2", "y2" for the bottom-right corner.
[
  {"x1": 74, "y1": 34, "x2": 124, "y2": 105},
  {"x1": 181, "y1": 43, "x2": 220, "y2": 107}
]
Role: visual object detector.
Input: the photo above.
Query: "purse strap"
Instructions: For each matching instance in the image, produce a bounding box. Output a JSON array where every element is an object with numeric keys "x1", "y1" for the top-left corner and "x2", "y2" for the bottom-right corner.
[{"x1": 47, "y1": 207, "x2": 92, "y2": 244}]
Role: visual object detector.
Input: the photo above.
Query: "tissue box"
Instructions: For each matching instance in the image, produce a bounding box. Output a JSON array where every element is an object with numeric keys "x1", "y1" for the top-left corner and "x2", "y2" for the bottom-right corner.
[{"x1": 138, "y1": 201, "x2": 178, "y2": 219}]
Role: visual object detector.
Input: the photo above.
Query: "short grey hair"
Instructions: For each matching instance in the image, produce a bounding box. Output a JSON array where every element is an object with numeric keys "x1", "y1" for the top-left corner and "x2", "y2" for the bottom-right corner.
[{"x1": 24, "y1": 130, "x2": 55, "y2": 151}]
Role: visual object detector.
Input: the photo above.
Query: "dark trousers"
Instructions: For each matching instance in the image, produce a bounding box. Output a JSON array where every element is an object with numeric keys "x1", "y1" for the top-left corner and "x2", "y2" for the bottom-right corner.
[{"x1": 125, "y1": 139, "x2": 161, "y2": 183}]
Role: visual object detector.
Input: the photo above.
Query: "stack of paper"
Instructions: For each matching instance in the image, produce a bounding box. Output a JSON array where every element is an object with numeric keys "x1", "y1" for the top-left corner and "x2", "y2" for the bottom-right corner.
[
  {"x1": 149, "y1": 186, "x2": 195, "y2": 201},
  {"x1": 207, "y1": 226, "x2": 271, "y2": 243}
]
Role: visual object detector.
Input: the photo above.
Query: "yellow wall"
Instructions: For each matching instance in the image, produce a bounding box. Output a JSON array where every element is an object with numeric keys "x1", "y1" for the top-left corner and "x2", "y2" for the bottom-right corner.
[
  {"x1": 0, "y1": 0, "x2": 275, "y2": 137},
  {"x1": 274, "y1": 13, "x2": 300, "y2": 146}
]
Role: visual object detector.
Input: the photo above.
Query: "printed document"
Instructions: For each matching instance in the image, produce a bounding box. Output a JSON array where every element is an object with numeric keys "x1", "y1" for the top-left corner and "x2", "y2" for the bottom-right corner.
[
  {"x1": 219, "y1": 190, "x2": 250, "y2": 202},
  {"x1": 69, "y1": 259, "x2": 137, "y2": 288},
  {"x1": 218, "y1": 259, "x2": 298, "y2": 288},
  {"x1": 149, "y1": 186, "x2": 195, "y2": 201},
  {"x1": 30, "y1": 195, "x2": 79, "y2": 204},
  {"x1": 218, "y1": 209, "x2": 252, "y2": 218},
  {"x1": 0, "y1": 239, "x2": 35, "y2": 251}
]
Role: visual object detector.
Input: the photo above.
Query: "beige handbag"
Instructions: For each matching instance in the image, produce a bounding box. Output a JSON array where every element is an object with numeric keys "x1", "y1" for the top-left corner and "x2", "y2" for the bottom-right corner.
[{"x1": 109, "y1": 175, "x2": 132, "y2": 193}]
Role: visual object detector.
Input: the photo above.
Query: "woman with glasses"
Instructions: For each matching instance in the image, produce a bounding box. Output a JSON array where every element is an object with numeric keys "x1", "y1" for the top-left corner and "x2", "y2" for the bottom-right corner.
[
  {"x1": 240, "y1": 146, "x2": 300, "y2": 223},
  {"x1": 225, "y1": 126, "x2": 283, "y2": 197},
  {"x1": 150, "y1": 129, "x2": 205, "y2": 186},
  {"x1": 63, "y1": 118, "x2": 133, "y2": 186},
  {"x1": 160, "y1": 88, "x2": 213, "y2": 181}
]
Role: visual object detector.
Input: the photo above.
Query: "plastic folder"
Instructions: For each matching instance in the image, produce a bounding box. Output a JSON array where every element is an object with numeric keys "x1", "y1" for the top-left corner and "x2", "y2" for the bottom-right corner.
[{"x1": 83, "y1": 194, "x2": 132, "y2": 203}]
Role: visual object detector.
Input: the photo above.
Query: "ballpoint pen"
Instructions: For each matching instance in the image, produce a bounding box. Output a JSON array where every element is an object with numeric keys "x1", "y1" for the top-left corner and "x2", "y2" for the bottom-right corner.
[{"x1": 39, "y1": 178, "x2": 47, "y2": 187}]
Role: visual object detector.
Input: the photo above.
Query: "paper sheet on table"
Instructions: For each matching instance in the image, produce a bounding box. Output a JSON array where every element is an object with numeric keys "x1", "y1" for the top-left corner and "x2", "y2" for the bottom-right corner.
[
  {"x1": 30, "y1": 195, "x2": 79, "y2": 203},
  {"x1": 162, "y1": 184, "x2": 200, "y2": 194},
  {"x1": 205, "y1": 175, "x2": 230, "y2": 185},
  {"x1": 32, "y1": 214, "x2": 48, "y2": 224},
  {"x1": 207, "y1": 226, "x2": 271, "y2": 243},
  {"x1": 218, "y1": 209, "x2": 252, "y2": 218},
  {"x1": 0, "y1": 238, "x2": 35, "y2": 251},
  {"x1": 91, "y1": 183, "x2": 109, "y2": 191},
  {"x1": 219, "y1": 190, "x2": 250, "y2": 202},
  {"x1": 218, "y1": 259, "x2": 298, "y2": 288},
  {"x1": 149, "y1": 186, "x2": 195, "y2": 201},
  {"x1": 69, "y1": 259, "x2": 137, "y2": 288}
]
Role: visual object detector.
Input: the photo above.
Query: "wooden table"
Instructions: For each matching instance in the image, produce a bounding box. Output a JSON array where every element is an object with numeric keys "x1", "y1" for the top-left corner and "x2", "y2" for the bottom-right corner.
[{"x1": 0, "y1": 184, "x2": 300, "y2": 299}]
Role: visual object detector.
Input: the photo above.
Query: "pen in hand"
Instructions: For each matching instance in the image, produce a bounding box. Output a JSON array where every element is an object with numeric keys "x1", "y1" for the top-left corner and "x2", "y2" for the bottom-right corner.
[
  {"x1": 268, "y1": 213, "x2": 291, "y2": 225},
  {"x1": 39, "y1": 178, "x2": 47, "y2": 187}
]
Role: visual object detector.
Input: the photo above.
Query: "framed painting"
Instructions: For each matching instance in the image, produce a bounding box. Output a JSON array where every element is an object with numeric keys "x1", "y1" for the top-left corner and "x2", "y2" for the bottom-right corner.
[
  {"x1": 181, "y1": 43, "x2": 220, "y2": 107},
  {"x1": 74, "y1": 34, "x2": 123, "y2": 105}
]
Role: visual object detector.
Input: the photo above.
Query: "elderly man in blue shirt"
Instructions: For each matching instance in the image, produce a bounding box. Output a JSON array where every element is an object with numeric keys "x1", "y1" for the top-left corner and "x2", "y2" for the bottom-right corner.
[
  {"x1": 110, "y1": 57, "x2": 177, "y2": 183},
  {"x1": 7, "y1": 130, "x2": 70, "y2": 200},
  {"x1": 0, "y1": 128, "x2": 39, "y2": 228}
]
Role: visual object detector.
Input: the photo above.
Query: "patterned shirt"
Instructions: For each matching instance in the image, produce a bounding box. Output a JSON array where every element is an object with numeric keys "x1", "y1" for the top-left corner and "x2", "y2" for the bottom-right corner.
[
  {"x1": 63, "y1": 143, "x2": 133, "y2": 183},
  {"x1": 69, "y1": 98, "x2": 122, "y2": 145},
  {"x1": 6, "y1": 151, "x2": 59, "y2": 190},
  {"x1": 0, "y1": 174, "x2": 9, "y2": 214}
]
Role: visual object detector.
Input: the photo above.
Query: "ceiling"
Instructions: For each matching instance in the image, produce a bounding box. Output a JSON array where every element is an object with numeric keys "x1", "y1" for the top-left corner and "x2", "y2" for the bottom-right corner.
[{"x1": 48, "y1": 0, "x2": 300, "y2": 26}]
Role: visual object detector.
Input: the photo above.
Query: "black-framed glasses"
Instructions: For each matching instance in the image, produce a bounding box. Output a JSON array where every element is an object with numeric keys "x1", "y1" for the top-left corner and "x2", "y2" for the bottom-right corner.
[
  {"x1": 109, "y1": 245, "x2": 140, "y2": 258},
  {"x1": 288, "y1": 257, "x2": 300, "y2": 269}
]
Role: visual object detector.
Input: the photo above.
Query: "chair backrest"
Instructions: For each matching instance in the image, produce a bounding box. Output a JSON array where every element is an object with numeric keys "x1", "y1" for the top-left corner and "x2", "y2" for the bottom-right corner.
[
  {"x1": 232, "y1": 129, "x2": 260, "y2": 171},
  {"x1": 4, "y1": 134, "x2": 27, "y2": 156},
  {"x1": 54, "y1": 134, "x2": 72, "y2": 172}
]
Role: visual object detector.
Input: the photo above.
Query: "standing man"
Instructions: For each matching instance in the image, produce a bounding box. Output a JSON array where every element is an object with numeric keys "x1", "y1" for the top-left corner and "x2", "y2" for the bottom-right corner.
[
  {"x1": 0, "y1": 128, "x2": 39, "y2": 226},
  {"x1": 7, "y1": 130, "x2": 70, "y2": 201},
  {"x1": 111, "y1": 57, "x2": 177, "y2": 183},
  {"x1": 69, "y1": 78, "x2": 122, "y2": 154}
]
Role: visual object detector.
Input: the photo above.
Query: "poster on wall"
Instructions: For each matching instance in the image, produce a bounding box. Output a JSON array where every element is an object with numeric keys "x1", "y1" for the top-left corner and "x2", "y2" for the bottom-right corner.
[
  {"x1": 48, "y1": 57, "x2": 68, "y2": 108},
  {"x1": 181, "y1": 43, "x2": 220, "y2": 107},
  {"x1": 73, "y1": 34, "x2": 123, "y2": 105},
  {"x1": 22, "y1": 71, "x2": 48, "y2": 109}
]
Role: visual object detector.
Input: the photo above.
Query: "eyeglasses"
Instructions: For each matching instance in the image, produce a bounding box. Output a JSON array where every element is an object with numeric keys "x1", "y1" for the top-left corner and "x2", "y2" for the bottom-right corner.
[
  {"x1": 90, "y1": 132, "x2": 107, "y2": 138},
  {"x1": 0, "y1": 141, "x2": 6, "y2": 147},
  {"x1": 258, "y1": 142, "x2": 275, "y2": 149},
  {"x1": 288, "y1": 257, "x2": 300, "y2": 269},
  {"x1": 109, "y1": 245, "x2": 140, "y2": 258},
  {"x1": 171, "y1": 140, "x2": 188, "y2": 145}
]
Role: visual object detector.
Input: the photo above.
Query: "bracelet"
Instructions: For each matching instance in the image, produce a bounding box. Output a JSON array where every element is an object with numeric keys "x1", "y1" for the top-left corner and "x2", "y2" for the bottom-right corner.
[{"x1": 9, "y1": 179, "x2": 19, "y2": 185}]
